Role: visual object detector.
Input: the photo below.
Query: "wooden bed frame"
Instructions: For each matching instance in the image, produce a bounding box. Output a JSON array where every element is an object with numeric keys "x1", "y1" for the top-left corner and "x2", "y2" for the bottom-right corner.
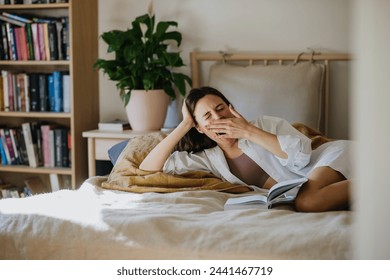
[{"x1": 190, "y1": 51, "x2": 351, "y2": 135}]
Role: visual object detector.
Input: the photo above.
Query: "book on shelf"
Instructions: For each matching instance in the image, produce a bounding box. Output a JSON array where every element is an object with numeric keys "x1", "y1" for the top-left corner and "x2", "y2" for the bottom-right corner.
[
  {"x1": 0, "y1": 14, "x2": 25, "y2": 27},
  {"x1": 25, "y1": 22, "x2": 34, "y2": 60},
  {"x1": 54, "y1": 128, "x2": 61, "y2": 167},
  {"x1": 47, "y1": 21, "x2": 58, "y2": 60},
  {"x1": 14, "y1": 26, "x2": 28, "y2": 60},
  {"x1": 37, "y1": 22, "x2": 45, "y2": 60},
  {"x1": 0, "y1": 135, "x2": 8, "y2": 164},
  {"x1": 53, "y1": 127, "x2": 68, "y2": 167},
  {"x1": 0, "y1": 76, "x2": 3, "y2": 111},
  {"x1": 62, "y1": 72, "x2": 70, "y2": 112},
  {"x1": 5, "y1": 22, "x2": 17, "y2": 60},
  {"x1": 224, "y1": 177, "x2": 308, "y2": 210},
  {"x1": 29, "y1": 73, "x2": 39, "y2": 111},
  {"x1": 21, "y1": 122, "x2": 38, "y2": 167},
  {"x1": 30, "y1": 22, "x2": 40, "y2": 60},
  {"x1": 0, "y1": 23, "x2": 10, "y2": 60},
  {"x1": 47, "y1": 71, "x2": 64, "y2": 112},
  {"x1": 40, "y1": 124, "x2": 52, "y2": 167},
  {"x1": 42, "y1": 22, "x2": 50, "y2": 60},
  {"x1": 1, "y1": 12, "x2": 32, "y2": 24},
  {"x1": 30, "y1": 122, "x2": 43, "y2": 166},
  {"x1": 13, "y1": 26, "x2": 22, "y2": 59},
  {"x1": 60, "y1": 16, "x2": 69, "y2": 60},
  {"x1": 52, "y1": 71, "x2": 62, "y2": 112},
  {"x1": 98, "y1": 119, "x2": 131, "y2": 131},
  {"x1": 13, "y1": 127, "x2": 29, "y2": 165},
  {"x1": 0, "y1": 71, "x2": 4, "y2": 111},
  {"x1": 47, "y1": 73, "x2": 53, "y2": 110},
  {"x1": 0, "y1": 128, "x2": 12, "y2": 164},
  {"x1": 7, "y1": 71, "x2": 14, "y2": 111},
  {"x1": 0, "y1": 77, "x2": 3, "y2": 110},
  {"x1": 38, "y1": 73, "x2": 49, "y2": 111},
  {"x1": 16, "y1": 73, "x2": 28, "y2": 111}
]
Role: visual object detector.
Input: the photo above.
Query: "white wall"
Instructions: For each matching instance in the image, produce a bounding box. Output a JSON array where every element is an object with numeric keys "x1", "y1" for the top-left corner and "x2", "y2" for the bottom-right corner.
[
  {"x1": 98, "y1": 0, "x2": 351, "y2": 139},
  {"x1": 352, "y1": 0, "x2": 390, "y2": 259}
]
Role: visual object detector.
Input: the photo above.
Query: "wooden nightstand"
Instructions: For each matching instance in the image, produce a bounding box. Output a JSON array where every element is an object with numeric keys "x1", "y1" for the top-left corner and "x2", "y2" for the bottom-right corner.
[{"x1": 82, "y1": 129, "x2": 159, "y2": 177}]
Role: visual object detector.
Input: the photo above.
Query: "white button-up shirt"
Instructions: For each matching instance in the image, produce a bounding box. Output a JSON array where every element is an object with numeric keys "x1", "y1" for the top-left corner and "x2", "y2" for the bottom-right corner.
[{"x1": 163, "y1": 116, "x2": 313, "y2": 186}]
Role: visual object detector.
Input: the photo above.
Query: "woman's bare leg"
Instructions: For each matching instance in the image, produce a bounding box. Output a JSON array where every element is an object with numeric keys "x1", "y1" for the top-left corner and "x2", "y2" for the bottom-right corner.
[{"x1": 295, "y1": 166, "x2": 350, "y2": 212}]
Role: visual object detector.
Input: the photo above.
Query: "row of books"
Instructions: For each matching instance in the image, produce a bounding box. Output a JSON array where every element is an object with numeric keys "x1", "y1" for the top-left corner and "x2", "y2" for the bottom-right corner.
[
  {"x1": 0, "y1": 70, "x2": 70, "y2": 112},
  {"x1": 0, "y1": 174, "x2": 70, "y2": 199},
  {"x1": 0, "y1": 12, "x2": 69, "y2": 61},
  {"x1": 0, "y1": 181, "x2": 30, "y2": 199},
  {"x1": 0, "y1": 122, "x2": 71, "y2": 168},
  {"x1": 0, "y1": 1, "x2": 69, "y2": 6}
]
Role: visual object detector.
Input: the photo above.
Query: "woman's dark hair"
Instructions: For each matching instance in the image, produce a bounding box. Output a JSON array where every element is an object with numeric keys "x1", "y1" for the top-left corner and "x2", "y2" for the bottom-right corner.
[{"x1": 174, "y1": 86, "x2": 232, "y2": 153}]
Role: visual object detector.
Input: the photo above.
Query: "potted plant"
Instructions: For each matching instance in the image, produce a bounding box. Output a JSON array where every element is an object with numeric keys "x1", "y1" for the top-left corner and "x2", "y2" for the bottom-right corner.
[{"x1": 94, "y1": 2, "x2": 192, "y2": 131}]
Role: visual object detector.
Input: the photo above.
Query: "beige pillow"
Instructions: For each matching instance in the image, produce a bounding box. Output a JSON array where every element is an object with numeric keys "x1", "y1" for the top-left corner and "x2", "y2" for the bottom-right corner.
[{"x1": 208, "y1": 61, "x2": 325, "y2": 131}]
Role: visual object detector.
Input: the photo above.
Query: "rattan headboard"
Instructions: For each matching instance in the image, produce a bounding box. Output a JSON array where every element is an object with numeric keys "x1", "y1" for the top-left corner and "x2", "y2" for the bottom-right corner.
[{"x1": 190, "y1": 51, "x2": 351, "y2": 135}]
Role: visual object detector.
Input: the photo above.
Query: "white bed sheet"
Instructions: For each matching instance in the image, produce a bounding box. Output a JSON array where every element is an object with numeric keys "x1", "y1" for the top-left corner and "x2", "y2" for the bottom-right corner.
[{"x1": 0, "y1": 176, "x2": 352, "y2": 260}]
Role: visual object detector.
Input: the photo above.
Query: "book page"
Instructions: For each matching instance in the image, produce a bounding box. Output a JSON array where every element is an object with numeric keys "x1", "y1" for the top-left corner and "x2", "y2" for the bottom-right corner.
[
  {"x1": 268, "y1": 177, "x2": 308, "y2": 202},
  {"x1": 224, "y1": 194, "x2": 267, "y2": 210}
]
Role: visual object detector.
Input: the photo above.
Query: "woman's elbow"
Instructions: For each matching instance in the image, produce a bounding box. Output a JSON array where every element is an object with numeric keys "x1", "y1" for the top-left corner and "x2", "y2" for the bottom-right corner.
[{"x1": 138, "y1": 161, "x2": 163, "y2": 172}]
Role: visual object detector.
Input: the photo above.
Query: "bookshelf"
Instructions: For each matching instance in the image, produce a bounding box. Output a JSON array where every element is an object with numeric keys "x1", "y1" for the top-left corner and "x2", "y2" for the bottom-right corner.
[{"x1": 0, "y1": 0, "x2": 98, "y2": 192}]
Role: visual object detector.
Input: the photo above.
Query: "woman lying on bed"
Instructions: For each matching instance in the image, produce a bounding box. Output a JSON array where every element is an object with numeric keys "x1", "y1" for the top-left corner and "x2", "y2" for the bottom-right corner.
[{"x1": 140, "y1": 86, "x2": 351, "y2": 212}]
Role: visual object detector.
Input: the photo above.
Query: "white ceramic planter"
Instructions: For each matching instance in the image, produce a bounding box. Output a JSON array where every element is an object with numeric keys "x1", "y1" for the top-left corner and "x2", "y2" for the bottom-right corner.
[{"x1": 125, "y1": 89, "x2": 170, "y2": 131}]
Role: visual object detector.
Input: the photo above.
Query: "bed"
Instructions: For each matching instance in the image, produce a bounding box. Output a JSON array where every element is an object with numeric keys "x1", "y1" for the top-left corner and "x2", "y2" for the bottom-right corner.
[{"x1": 0, "y1": 51, "x2": 352, "y2": 260}]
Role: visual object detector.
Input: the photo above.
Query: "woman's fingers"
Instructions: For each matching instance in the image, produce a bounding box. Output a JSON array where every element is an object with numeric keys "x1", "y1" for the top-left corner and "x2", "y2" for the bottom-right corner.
[
  {"x1": 207, "y1": 116, "x2": 251, "y2": 139},
  {"x1": 229, "y1": 104, "x2": 244, "y2": 119},
  {"x1": 206, "y1": 122, "x2": 231, "y2": 132}
]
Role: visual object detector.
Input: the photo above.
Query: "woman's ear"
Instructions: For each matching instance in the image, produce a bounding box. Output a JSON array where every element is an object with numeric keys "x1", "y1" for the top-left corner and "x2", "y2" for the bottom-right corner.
[{"x1": 195, "y1": 124, "x2": 204, "y2": 134}]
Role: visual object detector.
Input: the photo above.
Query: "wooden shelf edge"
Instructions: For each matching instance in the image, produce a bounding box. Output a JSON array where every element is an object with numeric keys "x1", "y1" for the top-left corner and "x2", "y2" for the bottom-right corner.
[
  {"x1": 0, "y1": 60, "x2": 70, "y2": 66},
  {"x1": 0, "y1": 3, "x2": 69, "y2": 10},
  {"x1": 0, "y1": 165, "x2": 72, "y2": 175},
  {"x1": 0, "y1": 111, "x2": 71, "y2": 118}
]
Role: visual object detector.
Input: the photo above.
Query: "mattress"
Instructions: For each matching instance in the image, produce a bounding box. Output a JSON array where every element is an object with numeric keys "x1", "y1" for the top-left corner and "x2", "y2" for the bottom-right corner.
[{"x1": 0, "y1": 176, "x2": 352, "y2": 260}]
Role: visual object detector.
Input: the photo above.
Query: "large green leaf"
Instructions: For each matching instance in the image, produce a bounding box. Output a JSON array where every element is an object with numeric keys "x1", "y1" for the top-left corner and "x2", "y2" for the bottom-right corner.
[
  {"x1": 172, "y1": 72, "x2": 192, "y2": 97},
  {"x1": 163, "y1": 52, "x2": 181, "y2": 67},
  {"x1": 160, "y1": 31, "x2": 182, "y2": 46},
  {"x1": 155, "y1": 21, "x2": 178, "y2": 40},
  {"x1": 163, "y1": 82, "x2": 176, "y2": 99}
]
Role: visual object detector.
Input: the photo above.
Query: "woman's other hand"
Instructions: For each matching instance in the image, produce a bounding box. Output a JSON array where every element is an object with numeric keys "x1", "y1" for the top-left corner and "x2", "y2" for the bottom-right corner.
[{"x1": 182, "y1": 100, "x2": 195, "y2": 128}]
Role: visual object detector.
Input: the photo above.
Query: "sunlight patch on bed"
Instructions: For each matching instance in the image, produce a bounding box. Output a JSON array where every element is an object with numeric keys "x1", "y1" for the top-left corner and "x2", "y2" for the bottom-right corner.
[{"x1": 0, "y1": 181, "x2": 109, "y2": 231}]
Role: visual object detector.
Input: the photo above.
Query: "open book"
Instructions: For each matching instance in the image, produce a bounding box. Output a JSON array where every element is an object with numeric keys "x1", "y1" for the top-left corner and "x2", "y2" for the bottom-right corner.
[{"x1": 224, "y1": 177, "x2": 308, "y2": 210}]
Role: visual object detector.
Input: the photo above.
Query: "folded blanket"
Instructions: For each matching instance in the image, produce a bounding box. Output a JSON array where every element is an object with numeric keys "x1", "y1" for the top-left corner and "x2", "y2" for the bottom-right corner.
[
  {"x1": 101, "y1": 132, "x2": 251, "y2": 193},
  {"x1": 102, "y1": 124, "x2": 332, "y2": 194}
]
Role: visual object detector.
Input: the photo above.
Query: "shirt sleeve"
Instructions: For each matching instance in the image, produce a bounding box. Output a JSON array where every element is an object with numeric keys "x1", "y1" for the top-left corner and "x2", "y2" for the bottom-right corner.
[
  {"x1": 163, "y1": 150, "x2": 212, "y2": 175},
  {"x1": 259, "y1": 116, "x2": 312, "y2": 172}
]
